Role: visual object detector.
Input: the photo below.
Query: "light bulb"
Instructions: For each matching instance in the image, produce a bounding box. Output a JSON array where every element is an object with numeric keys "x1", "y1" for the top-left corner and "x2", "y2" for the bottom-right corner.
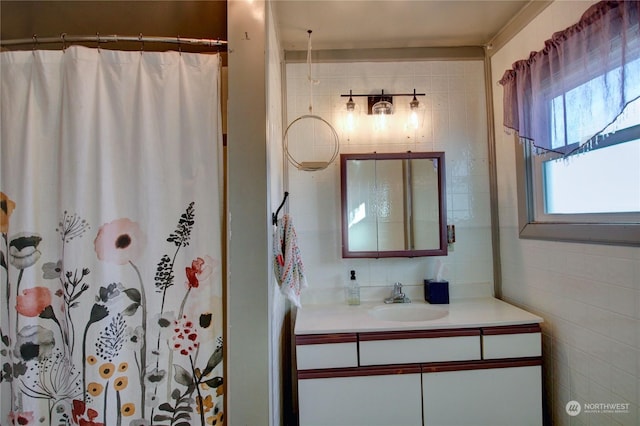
[
  {"x1": 344, "y1": 92, "x2": 360, "y2": 134},
  {"x1": 409, "y1": 109, "x2": 420, "y2": 130},
  {"x1": 407, "y1": 94, "x2": 424, "y2": 131},
  {"x1": 372, "y1": 100, "x2": 393, "y2": 131}
]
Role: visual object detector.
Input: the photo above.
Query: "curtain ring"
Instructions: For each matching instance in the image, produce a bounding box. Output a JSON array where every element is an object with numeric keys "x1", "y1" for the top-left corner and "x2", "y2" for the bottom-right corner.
[
  {"x1": 177, "y1": 35, "x2": 181, "y2": 54},
  {"x1": 139, "y1": 33, "x2": 144, "y2": 53},
  {"x1": 96, "y1": 32, "x2": 101, "y2": 51},
  {"x1": 60, "y1": 33, "x2": 67, "y2": 51},
  {"x1": 32, "y1": 34, "x2": 38, "y2": 51}
]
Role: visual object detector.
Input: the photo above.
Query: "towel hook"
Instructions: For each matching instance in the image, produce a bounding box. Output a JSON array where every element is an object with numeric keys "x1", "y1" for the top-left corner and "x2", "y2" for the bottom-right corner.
[{"x1": 272, "y1": 192, "x2": 289, "y2": 225}]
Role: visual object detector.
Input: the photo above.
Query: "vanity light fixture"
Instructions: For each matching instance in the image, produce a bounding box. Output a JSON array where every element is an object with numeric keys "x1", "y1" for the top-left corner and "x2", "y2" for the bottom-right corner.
[{"x1": 340, "y1": 89, "x2": 426, "y2": 132}]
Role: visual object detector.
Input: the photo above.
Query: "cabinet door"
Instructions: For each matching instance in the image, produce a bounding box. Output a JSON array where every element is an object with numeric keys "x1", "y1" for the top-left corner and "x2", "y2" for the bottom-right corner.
[
  {"x1": 299, "y1": 372, "x2": 423, "y2": 426},
  {"x1": 422, "y1": 365, "x2": 542, "y2": 426}
]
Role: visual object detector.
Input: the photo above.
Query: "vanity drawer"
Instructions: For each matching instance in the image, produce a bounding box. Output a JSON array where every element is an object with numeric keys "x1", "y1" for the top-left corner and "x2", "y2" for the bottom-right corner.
[
  {"x1": 359, "y1": 329, "x2": 481, "y2": 366},
  {"x1": 482, "y1": 324, "x2": 542, "y2": 359},
  {"x1": 296, "y1": 333, "x2": 358, "y2": 370}
]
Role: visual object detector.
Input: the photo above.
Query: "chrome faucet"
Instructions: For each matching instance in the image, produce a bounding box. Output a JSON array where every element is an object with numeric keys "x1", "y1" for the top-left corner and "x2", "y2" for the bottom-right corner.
[{"x1": 384, "y1": 282, "x2": 411, "y2": 304}]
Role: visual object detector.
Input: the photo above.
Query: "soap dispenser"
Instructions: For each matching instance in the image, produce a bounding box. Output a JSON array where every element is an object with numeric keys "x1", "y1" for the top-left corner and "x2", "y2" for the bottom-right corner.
[{"x1": 346, "y1": 270, "x2": 360, "y2": 305}]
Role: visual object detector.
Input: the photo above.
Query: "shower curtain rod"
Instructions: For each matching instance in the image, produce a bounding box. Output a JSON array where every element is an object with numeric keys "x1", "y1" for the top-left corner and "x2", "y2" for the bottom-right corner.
[{"x1": 0, "y1": 34, "x2": 227, "y2": 48}]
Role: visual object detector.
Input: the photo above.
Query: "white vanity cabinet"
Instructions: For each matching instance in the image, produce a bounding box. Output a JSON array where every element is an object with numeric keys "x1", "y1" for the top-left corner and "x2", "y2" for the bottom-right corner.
[{"x1": 296, "y1": 323, "x2": 542, "y2": 426}]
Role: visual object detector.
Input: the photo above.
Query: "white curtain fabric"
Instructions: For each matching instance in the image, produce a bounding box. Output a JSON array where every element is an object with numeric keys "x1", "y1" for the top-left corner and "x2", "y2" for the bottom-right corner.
[{"x1": 1, "y1": 47, "x2": 223, "y2": 426}]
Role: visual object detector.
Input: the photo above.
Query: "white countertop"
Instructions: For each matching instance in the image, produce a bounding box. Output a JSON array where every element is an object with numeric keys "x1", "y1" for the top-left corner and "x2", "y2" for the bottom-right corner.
[{"x1": 294, "y1": 297, "x2": 543, "y2": 335}]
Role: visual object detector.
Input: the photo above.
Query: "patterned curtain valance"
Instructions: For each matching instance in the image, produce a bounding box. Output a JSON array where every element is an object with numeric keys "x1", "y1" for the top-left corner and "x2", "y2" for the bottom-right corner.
[{"x1": 499, "y1": 0, "x2": 640, "y2": 155}]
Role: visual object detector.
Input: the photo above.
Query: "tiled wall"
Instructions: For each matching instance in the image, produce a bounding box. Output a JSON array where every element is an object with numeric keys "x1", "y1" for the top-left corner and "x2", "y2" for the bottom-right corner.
[
  {"x1": 285, "y1": 59, "x2": 493, "y2": 305},
  {"x1": 491, "y1": 1, "x2": 640, "y2": 425}
]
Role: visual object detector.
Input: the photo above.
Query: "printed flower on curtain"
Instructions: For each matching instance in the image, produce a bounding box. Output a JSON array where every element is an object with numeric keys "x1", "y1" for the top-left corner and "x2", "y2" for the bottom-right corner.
[
  {"x1": 185, "y1": 256, "x2": 216, "y2": 289},
  {"x1": 15, "y1": 286, "x2": 52, "y2": 317},
  {"x1": 8, "y1": 410, "x2": 35, "y2": 425},
  {"x1": 19, "y1": 348, "x2": 83, "y2": 414},
  {"x1": 207, "y1": 404, "x2": 224, "y2": 426},
  {"x1": 144, "y1": 366, "x2": 167, "y2": 408},
  {"x1": 41, "y1": 260, "x2": 63, "y2": 279},
  {"x1": 1, "y1": 192, "x2": 16, "y2": 233},
  {"x1": 171, "y1": 315, "x2": 199, "y2": 356},
  {"x1": 13, "y1": 325, "x2": 55, "y2": 361},
  {"x1": 124, "y1": 325, "x2": 144, "y2": 351},
  {"x1": 57, "y1": 210, "x2": 91, "y2": 243},
  {"x1": 94, "y1": 218, "x2": 146, "y2": 265},
  {"x1": 149, "y1": 311, "x2": 175, "y2": 341},
  {"x1": 96, "y1": 282, "x2": 124, "y2": 304},
  {"x1": 71, "y1": 400, "x2": 104, "y2": 426},
  {"x1": 195, "y1": 394, "x2": 214, "y2": 415},
  {"x1": 9, "y1": 232, "x2": 42, "y2": 269}
]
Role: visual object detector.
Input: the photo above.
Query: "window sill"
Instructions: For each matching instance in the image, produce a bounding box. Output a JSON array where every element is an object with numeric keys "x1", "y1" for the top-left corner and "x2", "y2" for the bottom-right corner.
[{"x1": 519, "y1": 222, "x2": 640, "y2": 247}]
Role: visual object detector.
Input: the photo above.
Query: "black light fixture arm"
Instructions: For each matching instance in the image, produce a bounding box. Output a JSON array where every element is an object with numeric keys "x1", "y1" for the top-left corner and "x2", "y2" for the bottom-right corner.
[{"x1": 340, "y1": 89, "x2": 426, "y2": 98}]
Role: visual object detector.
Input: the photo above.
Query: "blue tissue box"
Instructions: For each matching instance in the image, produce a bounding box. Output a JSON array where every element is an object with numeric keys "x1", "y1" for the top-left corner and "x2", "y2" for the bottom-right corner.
[{"x1": 424, "y1": 279, "x2": 449, "y2": 304}]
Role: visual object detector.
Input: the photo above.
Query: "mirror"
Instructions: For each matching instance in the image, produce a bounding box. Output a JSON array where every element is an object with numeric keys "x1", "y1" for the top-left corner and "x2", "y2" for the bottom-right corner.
[{"x1": 341, "y1": 152, "x2": 447, "y2": 258}]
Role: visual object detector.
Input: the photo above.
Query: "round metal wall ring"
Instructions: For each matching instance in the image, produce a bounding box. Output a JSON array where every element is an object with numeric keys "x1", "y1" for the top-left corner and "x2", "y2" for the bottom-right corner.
[{"x1": 283, "y1": 114, "x2": 340, "y2": 171}]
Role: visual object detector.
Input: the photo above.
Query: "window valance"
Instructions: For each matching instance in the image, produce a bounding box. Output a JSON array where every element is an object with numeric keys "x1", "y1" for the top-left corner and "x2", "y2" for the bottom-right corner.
[{"x1": 499, "y1": 0, "x2": 640, "y2": 155}]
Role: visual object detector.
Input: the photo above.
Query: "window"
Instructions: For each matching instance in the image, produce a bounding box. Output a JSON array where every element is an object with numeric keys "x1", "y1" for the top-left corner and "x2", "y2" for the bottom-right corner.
[
  {"x1": 539, "y1": 129, "x2": 640, "y2": 218},
  {"x1": 536, "y1": 77, "x2": 640, "y2": 222},
  {"x1": 503, "y1": 1, "x2": 640, "y2": 246},
  {"x1": 516, "y1": 101, "x2": 640, "y2": 245}
]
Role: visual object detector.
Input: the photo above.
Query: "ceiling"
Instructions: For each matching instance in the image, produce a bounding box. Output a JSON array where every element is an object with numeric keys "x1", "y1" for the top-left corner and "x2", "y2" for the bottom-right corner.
[
  {"x1": 2, "y1": 0, "x2": 533, "y2": 53},
  {"x1": 272, "y1": 0, "x2": 533, "y2": 52}
]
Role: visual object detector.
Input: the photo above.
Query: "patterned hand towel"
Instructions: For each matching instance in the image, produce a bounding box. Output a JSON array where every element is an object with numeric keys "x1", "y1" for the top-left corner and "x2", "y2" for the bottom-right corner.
[{"x1": 273, "y1": 214, "x2": 308, "y2": 308}]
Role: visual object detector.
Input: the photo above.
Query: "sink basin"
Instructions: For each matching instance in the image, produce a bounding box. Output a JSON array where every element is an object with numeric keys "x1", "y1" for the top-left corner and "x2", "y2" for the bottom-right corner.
[{"x1": 369, "y1": 304, "x2": 448, "y2": 322}]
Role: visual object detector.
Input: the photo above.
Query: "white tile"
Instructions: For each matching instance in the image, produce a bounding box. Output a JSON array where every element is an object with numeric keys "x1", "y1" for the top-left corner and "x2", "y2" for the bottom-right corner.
[
  {"x1": 448, "y1": 75, "x2": 467, "y2": 93},
  {"x1": 605, "y1": 258, "x2": 639, "y2": 289},
  {"x1": 611, "y1": 366, "x2": 639, "y2": 405},
  {"x1": 609, "y1": 340, "x2": 638, "y2": 377},
  {"x1": 613, "y1": 403, "x2": 638, "y2": 426},
  {"x1": 447, "y1": 61, "x2": 466, "y2": 75},
  {"x1": 431, "y1": 61, "x2": 448, "y2": 75},
  {"x1": 609, "y1": 286, "x2": 639, "y2": 317}
]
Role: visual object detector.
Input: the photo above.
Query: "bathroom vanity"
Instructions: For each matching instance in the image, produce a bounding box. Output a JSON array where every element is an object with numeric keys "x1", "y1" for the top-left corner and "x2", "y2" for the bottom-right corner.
[{"x1": 294, "y1": 298, "x2": 543, "y2": 426}]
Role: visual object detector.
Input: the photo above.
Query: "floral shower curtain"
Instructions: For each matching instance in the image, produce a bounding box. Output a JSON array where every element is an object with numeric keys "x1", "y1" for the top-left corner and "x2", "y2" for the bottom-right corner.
[{"x1": 0, "y1": 46, "x2": 223, "y2": 426}]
